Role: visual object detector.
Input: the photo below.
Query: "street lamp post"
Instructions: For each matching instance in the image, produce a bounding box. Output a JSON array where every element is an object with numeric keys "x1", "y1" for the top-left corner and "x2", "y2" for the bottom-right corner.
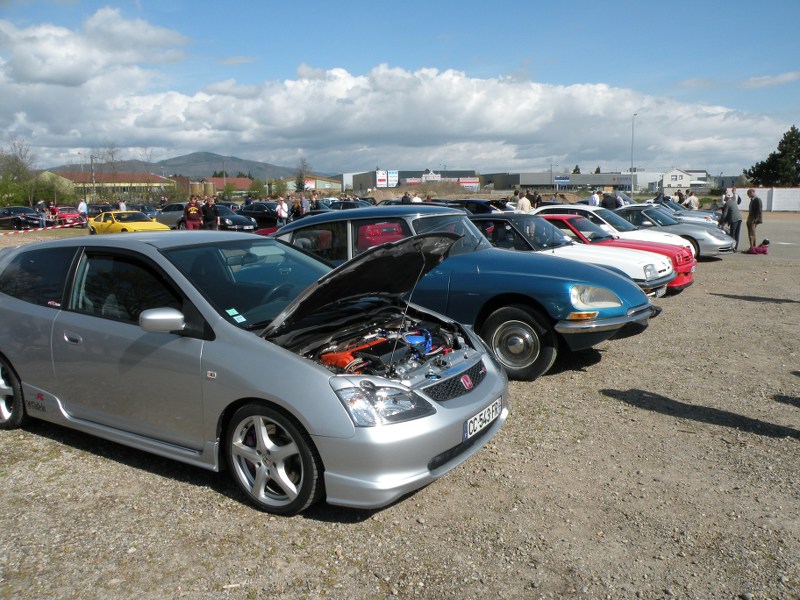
[
  {"x1": 630, "y1": 113, "x2": 637, "y2": 193},
  {"x1": 90, "y1": 155, "x2": 98, "y2": 200},
  {"x1": 77, "y1": 152, "x2": 86, "y2": 200}
]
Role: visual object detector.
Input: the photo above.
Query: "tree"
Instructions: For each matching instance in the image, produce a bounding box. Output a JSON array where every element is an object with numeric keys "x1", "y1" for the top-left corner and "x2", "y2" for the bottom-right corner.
[
  {"x1": 249, "y1": 178, "x2": 266, "y2": 198},
  {"x1": 0, "y1": 136, "x2": 37, "y2": 205},
  {"x1": 744, "y1": 125, "x2": 800, "y2": 186},
  {"x1": 594, "y1": 165, "x2": 601, "y2": 174},
  {"x1": 572, "y1": 165, "x2": 581, "y2": 174},
  {"x1": 295, "y1": 158, "x2": 311, "y2": 193}
]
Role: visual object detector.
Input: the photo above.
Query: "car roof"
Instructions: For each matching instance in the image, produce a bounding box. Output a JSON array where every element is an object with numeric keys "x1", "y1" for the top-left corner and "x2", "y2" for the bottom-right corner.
[
  {"x1": 9, "y1": 230, "x2": 259, "y2": 251},
  {"x1": 278, "y1": 204, "x2": 466, "y2": 229}
]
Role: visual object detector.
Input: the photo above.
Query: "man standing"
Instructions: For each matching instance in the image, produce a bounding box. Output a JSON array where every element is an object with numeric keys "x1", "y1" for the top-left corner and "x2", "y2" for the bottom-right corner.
[
  {"x1": 275, "y1": 196, "x2": 289, "y2": 226},
  {"x1": 686, "y1": 190, "x2": 700, "y2": 210},
  {"x1": 77, "y1": 198, "x2": 88, "y2": 228},
  {"x1": 201, "y1": 196, "x2": 220, "y2": 230},
  {"x1": 600, "y1": 193, "x2": 618, "y2": 210},
  {"x1": 746, "y1": 188, "x2": 763, "y2": 251},
  {"x1": 183, "y1": 196, "x2": 203, "y2": 230},
  {"x1": 588, "y1": 190, "x2": 600, "y2": 206},
  {"x1": 719, "y1": 193, "x2": 742, "y2": 251},
  {"x1": 515, "y1": 193, "x2": 532, "y2": 213}
]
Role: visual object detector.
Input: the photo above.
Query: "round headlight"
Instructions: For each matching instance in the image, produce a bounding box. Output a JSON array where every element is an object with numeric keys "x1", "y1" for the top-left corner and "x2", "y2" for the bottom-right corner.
[{"x1": 570, "y1": 285, "x2": 622, "y2": 309}]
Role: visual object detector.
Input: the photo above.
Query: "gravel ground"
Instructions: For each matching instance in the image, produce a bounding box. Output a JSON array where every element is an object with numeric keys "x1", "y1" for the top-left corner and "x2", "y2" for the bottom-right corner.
[{"x1": 1, "y1": 215, "x2": 798, "y2": 599}]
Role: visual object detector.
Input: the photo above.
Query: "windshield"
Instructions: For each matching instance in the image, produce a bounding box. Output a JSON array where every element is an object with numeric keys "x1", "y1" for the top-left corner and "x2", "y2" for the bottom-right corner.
[
  {"x1": 515, "y1": 216, "x2": 572, "y2": 250},
  {"x1": 116, "y1": 212, "x2": 152, "y2": 223},
  {"x1": 163, "y1": 238, "x2": 330, "y2": 330},
  {"x1": 662, "y1": 200, "x2": 684, "y2": 212},
  {"x1": 570, "y1": 216, "x2": 614, "y2": 242},
  {"x1": 643, "y1": 207, "x2": 679, "y2": 226},
  {"x1": 411, "y1": 214, "x2": 490, "y2": 255},
  {"x1": 595, "y1": 208, "x2": 638, "y2": 232},
  {"x1": 216, "y1": 205, "x2": 236, "y2": 216}
]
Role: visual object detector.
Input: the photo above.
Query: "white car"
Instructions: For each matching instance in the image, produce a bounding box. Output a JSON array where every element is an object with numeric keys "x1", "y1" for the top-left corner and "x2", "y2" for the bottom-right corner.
[
  {"x1": 531, "y1": 204, "x2": 696, "y2": 256},
  {"x1": 469, "y1": 214, "x2": 676, "y2": 297}
]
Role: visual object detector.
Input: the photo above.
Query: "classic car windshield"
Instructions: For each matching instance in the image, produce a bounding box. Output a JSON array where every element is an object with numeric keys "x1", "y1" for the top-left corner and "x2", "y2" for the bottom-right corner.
[
  {"x1": 571, "y1": 216, "x2": 614, "y2": 242},
  {"x1": 411, "y1": 214, "x2": 490, "y2": 256},
  {"x1": 515, "y1": 217, "x2": 572, "y2": 250},
  {"x1": 595, "y1": 208, "x2": 638, "y2": 232},
  {"x1": 163, "y1": 238, "x2": 330, "y2": 329}
]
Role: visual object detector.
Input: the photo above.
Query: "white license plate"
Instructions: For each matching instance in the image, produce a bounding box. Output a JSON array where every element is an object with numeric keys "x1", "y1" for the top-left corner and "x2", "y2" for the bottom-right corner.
[
  {"x1": 655, "y1": 285, "x2": 666, "y2": 298},
  {"x1": 463, "y1": 398, "x2": 502, "y2": 441},
  {"x1": 691, "y1": 265, "x2": 696, "y2": 272},
  {"x1": 243, "y1": 225, "x2": 254, "y2": 230}
]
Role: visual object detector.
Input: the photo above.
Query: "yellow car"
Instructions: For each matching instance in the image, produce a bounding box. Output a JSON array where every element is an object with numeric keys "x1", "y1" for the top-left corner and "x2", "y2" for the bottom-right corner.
[{"x1": 89, "y1": 211, "x2": 171, "y2": 234}]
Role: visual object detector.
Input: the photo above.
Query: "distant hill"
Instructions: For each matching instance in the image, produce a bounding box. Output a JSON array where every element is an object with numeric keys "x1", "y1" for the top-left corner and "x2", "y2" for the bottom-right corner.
[{"x1": 51, "y1": 152, "x2": 300, "y2": 181}]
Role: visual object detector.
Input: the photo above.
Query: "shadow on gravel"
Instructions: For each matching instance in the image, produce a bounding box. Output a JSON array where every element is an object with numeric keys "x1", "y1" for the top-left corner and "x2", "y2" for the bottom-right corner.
[
  {"x1": 601, "y1": 388, "x2": 800, "y2": 440},
  {"x1": 774, "y1": 394, "x2": 800, "y2": 409},
  {"x1": 23, "y1": 420, "x2": 244, "y2": 500},
  {"x1": 22, "y1": 419, "x2": 410, "y2": 523},
  {"x1": 708, "y1": 292, "x2": 800, "y2": 304},
  {"x1": 546, "y1": 348, "x2": 603, "y2": 375}
]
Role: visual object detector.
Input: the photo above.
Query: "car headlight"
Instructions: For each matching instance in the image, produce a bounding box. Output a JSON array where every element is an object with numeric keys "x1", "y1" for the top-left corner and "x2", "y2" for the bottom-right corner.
[
  {"x1": 223, "y1": 218, "x2": 233, "y2": 225},
  {"x1": 250, "y1": 217, "x2": 257, "y2": 224},
  {"x1": 643, "y1": 264, "x2": 658, "y2": 280},
  {"x1": 570, "y1": 285, "x2": 622, "y2": 310},
  {"x1": 334, "y1": 381, "x2": 436, "y2": 426}
]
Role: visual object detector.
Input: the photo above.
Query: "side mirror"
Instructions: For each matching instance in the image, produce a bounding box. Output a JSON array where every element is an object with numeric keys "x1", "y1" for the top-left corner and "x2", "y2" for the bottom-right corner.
[{"x1": 139, "y1": 307, "x2": 185, "y2": 333}]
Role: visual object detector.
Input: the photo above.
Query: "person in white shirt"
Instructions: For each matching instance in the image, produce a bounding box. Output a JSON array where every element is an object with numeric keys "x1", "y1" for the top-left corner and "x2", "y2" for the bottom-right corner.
[
  {"x1": 588, "y1": 190, "x2": 600, "y2": 206},
  {"x1": 686, "y1": 191, "x2": 699, "y2": 210},
  {"x1": 276, "y1": 197, "x2": 289, "y2": 226},
  {"x1": 516, "y1": 194, "x2": 532, "y2": 213},
  {"x1": 411, "y1": 193, "x2": 422, "y2": 203}
]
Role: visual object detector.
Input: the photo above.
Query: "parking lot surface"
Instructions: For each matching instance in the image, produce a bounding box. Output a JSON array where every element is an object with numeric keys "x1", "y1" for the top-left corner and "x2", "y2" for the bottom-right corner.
[{"x1": 1, "y1": 213, "x2": 798, "y2": 598}]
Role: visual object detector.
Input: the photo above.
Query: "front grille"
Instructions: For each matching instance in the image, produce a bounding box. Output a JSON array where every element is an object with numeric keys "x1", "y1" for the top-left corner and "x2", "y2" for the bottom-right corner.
[{"x1": 422, "y1": 360, "x2": 486, "y2": 402}]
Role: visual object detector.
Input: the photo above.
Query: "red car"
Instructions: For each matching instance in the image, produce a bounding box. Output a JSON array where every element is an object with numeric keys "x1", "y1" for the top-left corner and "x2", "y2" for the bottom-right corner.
[
  {"x1": 53, "y1": 206, "x2": 83, "y2": 227},
  {"x1": 541, "y1": 213, "x2": 696, "y2": 293}
]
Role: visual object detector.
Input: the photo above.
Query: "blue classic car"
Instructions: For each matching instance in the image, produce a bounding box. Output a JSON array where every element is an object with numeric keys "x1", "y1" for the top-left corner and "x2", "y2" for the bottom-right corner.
[{"x1": 272, "y1": 206, "x2": 660, "y2": 380}]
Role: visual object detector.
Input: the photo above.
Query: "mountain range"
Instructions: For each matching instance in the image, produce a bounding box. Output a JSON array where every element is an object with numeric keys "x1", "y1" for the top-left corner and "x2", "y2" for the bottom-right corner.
[{"x1": 54, "y1": 152, "x2": 306, "y2": 181}]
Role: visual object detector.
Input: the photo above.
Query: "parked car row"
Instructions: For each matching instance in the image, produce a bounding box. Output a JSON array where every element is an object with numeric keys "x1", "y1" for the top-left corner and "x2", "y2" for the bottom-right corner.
[
  {"x1": 0, "y1": 197, "x2": 736, "y2": 518},
  {"x1": 0, "y1": 230, "x2": 508, "y2": 516},
  {"x1": 272, "y1": 205, "x2": 662, "y2": 381}
]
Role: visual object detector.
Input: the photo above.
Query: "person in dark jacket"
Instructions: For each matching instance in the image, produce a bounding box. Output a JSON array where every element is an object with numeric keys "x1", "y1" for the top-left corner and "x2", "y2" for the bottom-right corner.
[
  {"x1": 600, "y1": 193, "x2": 618, "y2": 210},
  {"x1": 719, "y1": 193, "x2": 742, "y2": 251},
  {"x1": 745, "y1": 188, "x2": 763, "y2": 251}
]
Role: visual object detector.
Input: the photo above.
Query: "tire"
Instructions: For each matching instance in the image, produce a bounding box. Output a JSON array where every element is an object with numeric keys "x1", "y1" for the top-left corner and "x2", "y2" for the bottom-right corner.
[
  {"x1": 480, "y1": 305, "x2": 558, "y2": 381},
  {"x1": 177, "y1": 221, "x2": 186, "y2": 230},
  {"x1": 225, "y1": 403, "x2": 324, "y2": 515},
  {"x1": 120, "y1": 228, "x2": 128, "y2": 233},
  {"x1": 0, "y1": 356, "x2": 27, "y2": 430},
  {"x1": 89, "y1": 226, "x2": 97, "y2": 235}
]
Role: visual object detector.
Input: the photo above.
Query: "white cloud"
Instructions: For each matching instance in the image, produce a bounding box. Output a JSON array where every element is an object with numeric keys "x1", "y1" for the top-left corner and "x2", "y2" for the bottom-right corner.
[
  {"x1": 739, "y1": 71, "x2": 800, "y2": 89},
  {"x1": 0, "y1": 10, "x2": 791, "y2": 178}
]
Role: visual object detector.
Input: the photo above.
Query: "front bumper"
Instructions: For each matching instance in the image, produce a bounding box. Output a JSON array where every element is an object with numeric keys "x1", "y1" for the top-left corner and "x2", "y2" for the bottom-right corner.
[
  {"x1": 316, "y1": 369, "x2": 509, "y2": 509},
  {"x1": 554, "y1": 303, "x2": 661, "y2": 351}
]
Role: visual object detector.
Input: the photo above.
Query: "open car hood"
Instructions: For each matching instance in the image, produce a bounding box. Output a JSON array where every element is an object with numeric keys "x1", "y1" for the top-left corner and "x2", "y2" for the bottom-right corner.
[{"x1": 262, "y1": 232, "x2": 460, "y2": 338}]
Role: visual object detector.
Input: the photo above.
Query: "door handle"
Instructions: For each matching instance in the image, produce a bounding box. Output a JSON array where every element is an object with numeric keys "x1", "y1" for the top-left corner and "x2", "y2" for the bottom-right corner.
[{"x1": 63, "y1": 331, "x2": 83, "y2": 344}]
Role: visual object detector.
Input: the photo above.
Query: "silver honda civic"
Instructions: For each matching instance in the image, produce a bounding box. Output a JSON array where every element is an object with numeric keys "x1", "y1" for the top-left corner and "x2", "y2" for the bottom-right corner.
[{"x1": 0, "y1": 231, "x2": 508, "y2": 515}]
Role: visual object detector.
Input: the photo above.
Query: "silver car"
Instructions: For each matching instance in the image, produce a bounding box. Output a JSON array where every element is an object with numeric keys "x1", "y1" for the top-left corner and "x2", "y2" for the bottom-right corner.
[
  {"x1": 614, "y1": 205, "x2": 735, "y2": 258},
  {"x1": 0, "y1": 231, "x2": 508, "y2": 515}
]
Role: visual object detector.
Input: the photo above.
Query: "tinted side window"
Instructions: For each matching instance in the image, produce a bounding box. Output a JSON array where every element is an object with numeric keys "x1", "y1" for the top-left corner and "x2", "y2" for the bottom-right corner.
[
  {"x1": 71, "y1": 253, "x2": 181, "y2": 322},
  {"x1": 0, "y1": 247, "x2": 76, "y2": 307}
]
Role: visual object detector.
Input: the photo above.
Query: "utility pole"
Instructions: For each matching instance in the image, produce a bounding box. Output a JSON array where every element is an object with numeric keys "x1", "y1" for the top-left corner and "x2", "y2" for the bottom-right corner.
[{"x1": 90, "y1": 155, "x2": 97, "y2": 200}]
